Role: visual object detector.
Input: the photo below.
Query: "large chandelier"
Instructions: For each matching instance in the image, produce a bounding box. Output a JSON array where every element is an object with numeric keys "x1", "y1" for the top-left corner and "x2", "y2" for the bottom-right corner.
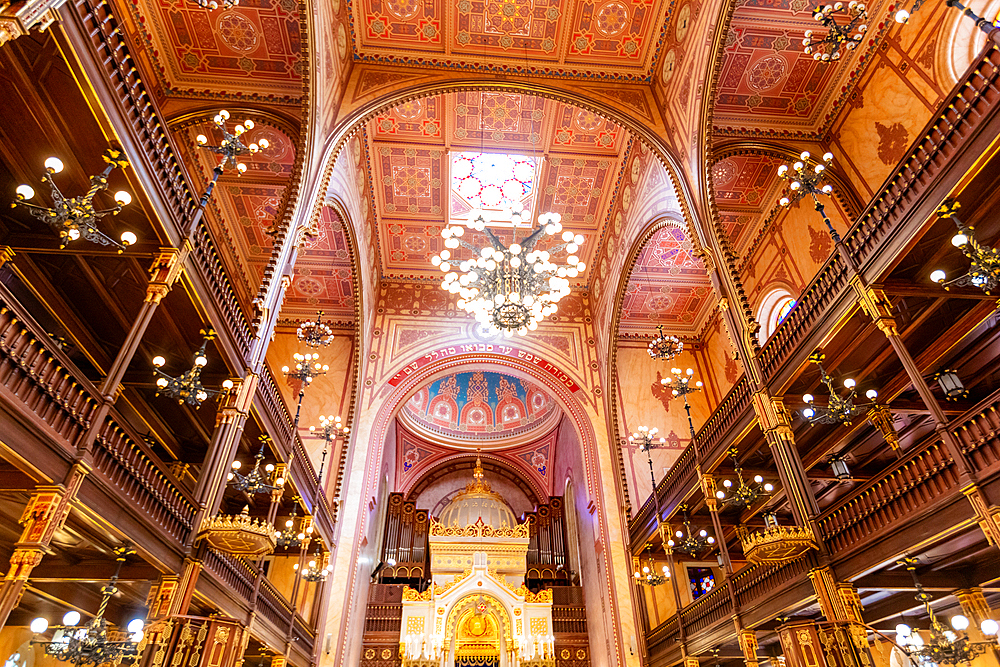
[
  {"x1": 30, "y1": 545, "x2": 145, "y2": 667},
  {"x1": 895, "y1": 557, "x2": 999, "y2": 665},
  {"x1": 716, "y1": 447, "x2": 774, "y2": 510},
  {"x1": 668, "y1": 505, "x2": 715, "y2": 556},
  {"x1": 648, "y1": 325, "x2": 683, "y2": 361},
  {"x1": 12, "y1": 149, "x2": 137, "y2": 251},
  {"x1": 152, "y1": 329, "x2": 233, "y2": 407},
  {"x1": 431, "y1": 209, "x2": 584, "y2": 335},
  {"x1": 802, "y1": 1, "x2": 868, "y2": 62},
  {"x1": 930, "y1": 200, "x2": 1000, "y2": 294}
]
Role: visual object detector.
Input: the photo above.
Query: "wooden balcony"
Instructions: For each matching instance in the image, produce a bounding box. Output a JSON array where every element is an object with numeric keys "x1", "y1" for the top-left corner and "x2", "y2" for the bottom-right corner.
[
  {"x1": 630, "y1": 41, "x2": 1000, "y2": 550},
  {"x1": 644, "y1": 385, "x2": 1000, "y2": 666}
]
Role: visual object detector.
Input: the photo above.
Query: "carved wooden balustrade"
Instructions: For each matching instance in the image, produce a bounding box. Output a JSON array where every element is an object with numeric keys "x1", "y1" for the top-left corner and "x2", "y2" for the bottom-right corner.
[
  {"x1": 645, "y1": 388, "x2": 1000, "y2": 665},
  {"x1": 0, "y1": 283, "x2": 197, "y2": 549}
]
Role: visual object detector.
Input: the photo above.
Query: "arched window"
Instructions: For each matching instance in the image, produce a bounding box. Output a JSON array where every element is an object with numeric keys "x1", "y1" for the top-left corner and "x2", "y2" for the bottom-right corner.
[{"x1": 757, "y1": 289, "x2": 796, "y2": 345}]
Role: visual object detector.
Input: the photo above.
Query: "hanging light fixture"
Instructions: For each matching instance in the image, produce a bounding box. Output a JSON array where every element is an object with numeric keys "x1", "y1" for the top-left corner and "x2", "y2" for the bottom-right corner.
[
  {"x1": 275, "y1": 496, "x2": 310, "y2": 549},
  {"x1": 12, "y1": 149, "x2": 137, "y2": 251},
  {"x1": 192, "y1": 0, "x2": 237, "y2": 10},
  {"x1": 197, "y1": 110, "x2": 267, "y2": 175},
  {"x1": 932, "y1": 369, "x2": 968, "y2": 400},
  {"x1": 929, "y1": 200, "x2": 1000, "y2": 294},
  {"x1": 800, "y1": 351, "x2": 880, "y2": 425},
  {"x1": 281, "y1": 352, "x2": 328, "y2": 425},
  {"x1": 716, "y1": 447, "x2": 774, "y2": 510},
  {"x1": 668, "y1": 505, "x2": 715, "y2": 556},
  {"x1": 296, "y1": 540, "x2": 332, "y2": 582},
  {"x1": 801, "y1": 2, "x2": 868, "y2": 62},
  {"x1": 894, "y1": 557, "x2": 1000, "y2": 665},
  {"x1": 30, "y1": 545, "x2": 145, "y2": 667},
  {"x1": 633, "y1": 545, "x2": 670, "y2": 587},
  {"x1": 229, "y1": 435, "x2": 285, "y2": 495},
  {"x1": 893, "y1": 0, "x2": 1000, "y2": 48},
  {"x1": 648, "y1": 325, "x2": 683, "y2": 361},
  {"x1": 777, "y1": 152, "x2": 842, "y2": 240},
  {"x1": 430, "y1": 207, "x2": 584, "y2": 336},
  {"x1": 152, "y1": 329, "x2": 233, "y2": 407},
  {"x1": 296, "y1": 310, "x2": 335, "y2": 348},
  {"x1": 830, "y1": 454, "x2": 852, "y2": 481}
]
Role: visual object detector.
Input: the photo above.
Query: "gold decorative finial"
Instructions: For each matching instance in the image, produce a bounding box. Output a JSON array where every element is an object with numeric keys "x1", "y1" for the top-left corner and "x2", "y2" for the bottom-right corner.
[
  {"x1": 473, "y1": 448, "x2": 484, "y2": 483},
  {"x1": 464, "y1": 449, "x2": 492, "y2": 494}
]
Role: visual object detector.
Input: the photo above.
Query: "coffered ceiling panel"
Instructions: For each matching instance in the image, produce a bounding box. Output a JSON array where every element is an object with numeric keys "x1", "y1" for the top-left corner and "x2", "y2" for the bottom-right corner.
[{"x1": 349, "y1": 0, "x2": 671, "y2": 80}]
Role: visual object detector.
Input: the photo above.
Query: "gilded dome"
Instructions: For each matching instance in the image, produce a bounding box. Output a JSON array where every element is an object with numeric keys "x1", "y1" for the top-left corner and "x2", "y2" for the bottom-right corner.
[{"x1": 438, "y1": 456, "x2": 518, "y2": 530}]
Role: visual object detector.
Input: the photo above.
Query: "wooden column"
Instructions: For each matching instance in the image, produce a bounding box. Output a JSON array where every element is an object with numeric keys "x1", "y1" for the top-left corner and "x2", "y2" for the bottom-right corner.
[
  {"x1": 75, "y1": 247, "x2": 187, "y2": 454},
  {"x1": 0, "y1": 464, "x2": 88, "y2": 627}
]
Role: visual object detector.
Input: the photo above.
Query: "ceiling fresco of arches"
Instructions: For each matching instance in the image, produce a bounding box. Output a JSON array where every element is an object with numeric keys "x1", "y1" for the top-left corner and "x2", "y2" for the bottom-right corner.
[
  {"x1": 711, "y1": 153, "x2": 785, "y2": 258},
  {"x1": 619, "y1": 224, "x2": 713, "y2": 335},
  {"x1": 401, "y1": 370, "x2": 558, "y2": 443},
  {"x1": 347, "y1": 0, "x2": 672, "y2": 80}
]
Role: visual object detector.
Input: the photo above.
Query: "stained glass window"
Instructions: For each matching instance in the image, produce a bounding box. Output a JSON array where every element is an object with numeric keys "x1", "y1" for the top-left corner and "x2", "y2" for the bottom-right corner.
[
  {"x1": 452, "y1": 152, "x2": 535, "y2": 209},
  {"x1": 688, "y1": 567, "x2": 716, "y2": 600},
  {"x1": 775, "y1": 297, "x2": 795, "y2": 327}
]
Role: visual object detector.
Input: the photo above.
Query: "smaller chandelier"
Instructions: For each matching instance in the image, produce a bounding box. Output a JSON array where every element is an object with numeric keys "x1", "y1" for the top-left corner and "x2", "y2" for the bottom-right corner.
[
  {"x1": 716, "y1": 447, "x2": 774, "y2": 510},
  {"x1": 633, "y1": 546, "x2": 670, "y2": 587},
  {"x1": 895, "y1": 557, "x2": 1000, "y2": 666},
  {"x1": 628, "y1": 425, "x2": 665, "y2": 452},
  {"x1": 276, "y1": 498, "x2": 311, "y2": 549},
  {"x1": 801, "y1": 351, "x2": 878, "y2": 425},
  {"x1": 431, "y1": 209, "x2": 584, "y2": 336},
  {"x1": 648, "y1": 325, "x2": 683, "y2": 361},
  {"x1": 297, "y1": 310, "x2": 334, "y2": 348},
  {"x1": 196, "y1": 110, "x2": 267, "y2": 176},
  {"x1": 282, "y1": 352, "x2": 328, "y2": 387},
  {"x1": 778, "y1": 152, "x2": 834, "y2": 207},
  {"x1": 660, "y1": 367, "x2": 704, "y2": 400},
  {"x1": 668, "y1": 505, "x2": 715, "y2": 556},
  {"x1": 930, "y1": 200, "x2": 1000, "y2": 294},
  {"x1": 152, "y1": 329, "x2": 233, "y2": 407},
  {"x1": 296, "y1": 542, "x2": 332, "y2": 582},
  {"x1": 802, "y1": 1, "x2": 868, "y2": 62},
  {"x1": 229, "y1": 435, "x2": 285, "y2": 494},
  {"x1": 30, "y1": 545, "x2": 145, "y2": 667},
  {"x1": 12, "y1": 149, "x2": 137, "y2": 251},
  {"x1": 192, "y1": 0, "x2": 237, "y2": 9}
]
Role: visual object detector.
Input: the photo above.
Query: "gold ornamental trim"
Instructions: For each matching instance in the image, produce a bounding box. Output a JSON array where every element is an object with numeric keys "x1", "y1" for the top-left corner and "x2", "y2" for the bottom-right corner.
[
  {"x1": 740, "y1": 524, "x2": 818, "y2": 565},
  {"x1": 198, "y1": 510, "x2": 276, "y2": 557},
  {"x1": 429, "y1": 517, "x2": 530, "y2": 539}
]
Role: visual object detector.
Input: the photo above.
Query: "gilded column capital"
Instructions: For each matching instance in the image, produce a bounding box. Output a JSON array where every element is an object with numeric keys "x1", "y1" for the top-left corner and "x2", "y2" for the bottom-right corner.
[
  {"x1": 702, "y1": 475, "x2": 719, "y2": 512},
  {"x1": 739, "y1": 628, "x2": 760, "y2": 667},
  {"x1": 752, "y1": 391, "x2": 794, "y2": 441},
  {"x1": 851, "y1": 279, "x2": 898, "y2": 337}
]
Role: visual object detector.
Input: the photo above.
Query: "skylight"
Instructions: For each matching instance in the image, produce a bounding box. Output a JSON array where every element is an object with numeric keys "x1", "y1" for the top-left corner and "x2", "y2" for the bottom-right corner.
[{"x1": 451, "y1": 151, "x2": 535, "y2": 210}]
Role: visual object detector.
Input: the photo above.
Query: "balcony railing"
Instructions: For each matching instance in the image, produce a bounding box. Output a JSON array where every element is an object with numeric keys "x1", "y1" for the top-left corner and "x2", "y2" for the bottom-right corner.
[{"x1": 631, "y1": 43, "x2": 1000, "y2": 547}]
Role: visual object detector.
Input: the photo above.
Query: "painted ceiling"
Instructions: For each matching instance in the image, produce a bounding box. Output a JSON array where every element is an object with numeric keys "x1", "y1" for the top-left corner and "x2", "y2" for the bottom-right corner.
[
  {"x1": 619, "y1": 224, "x2": 713, "y2": 335},
  {"x1": 712, "y1": 0, "x2": 894, "y2": 137},
  {"x1": 125, "y1": 0, "x2": 305, "y2": 102},
  {"x1": 358, "y1": 91, "x2": 631, "y2": 287},
  {"x1": 711, "y1": 153, "x2": 785, "y2": 259},
  {"x1": 347, "y1": 0, "x2": 671, "y2": 81},
  {"x1": 401, "y1": 371, "x2": 558, "y2": 443}
]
